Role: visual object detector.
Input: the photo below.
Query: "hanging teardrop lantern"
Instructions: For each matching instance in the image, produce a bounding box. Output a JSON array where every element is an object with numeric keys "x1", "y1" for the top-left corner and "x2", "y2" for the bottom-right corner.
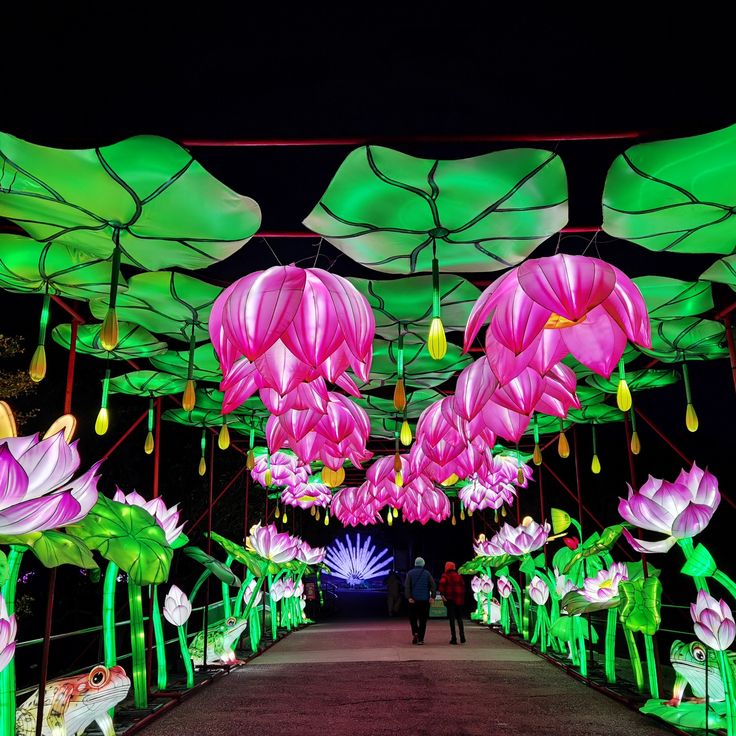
[
  {"x1": 315, "y1": 508, "x2": 321, "y2": 522},
  {"x1": 99, "y1": 235, "x2": 122, "y2": 351},
  {"x1": 95, "y1": 366, "x2": 112, "y2": 436},
  {"x1": 532, "y1": 415, "x2": 542, "y2": 466},
  {"x1": 324, "y1": 511, "x2": 330, "y2": 526},
  {"x1": 682, "y1": 362, "x2": 699, "y2": 432},
  {"x1": 275, "y1": 503, "x2": 281, "y2": 519},
  {"x1": 387, "y1": 510, "x2": 393, "y2": 526},
  {"x1": 590, "y1": 425, "x2": 601, "y2": 474},
  {"x1": 144, "y1": 397, "x2": 155, "y2": 455},
  {"x1": 218, "y1": 422, "x2": 230, "y2": 450},
  {"x1": 427, "y1": 250, "x2": 447, "y2": 360},
  {"x1": 400, "y1": 418, "x2": 412, "y2": 446},
  {"x1": 557, "y1": 420, "x2": 570, "y2": 459},
  {"x1": 29, "y1": 291, "x2": 51, "y2": 383},
  {"x1": 198, "y1": 429, "x2": 207, "y2": 476},
  {"x1": 460, "y1": 504, "x2": 466, "y2": 522},
  {"x1": 181, "y1": 326, "x2": 198, "y2": 411},
  {"x1": 616, "y1": 358, "x2": 632, "y2": 411},
  {"x1": 282, "y1": 509, "x2": 288, "y2": 524},
  {"x1": 629, "y1": 409, "x2": 641, "y2": 455}
]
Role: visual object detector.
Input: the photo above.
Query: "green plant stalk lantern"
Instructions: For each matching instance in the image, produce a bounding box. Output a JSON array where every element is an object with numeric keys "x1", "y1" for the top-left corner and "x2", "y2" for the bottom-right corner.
[
  {"x1": 199, "y1": 430, "x2": 207, "y2": 477},
  {"x1": 28, "y1": 289, "x2": 51, "y2": 383},
  {"x1": 150, "y1": 585, "x2": 167, "y2": 691},
  {"x1": 617, "y1": 359, "x2": 632, "y2": 412},
  {"x1": 532, "y1": 416, "x2": 542, "y2": 466},
  {"x1": 95, "y1": 366, "x2": 112, "y2": 436},
  {"x1": 145, "y1": 399, "x2": 155, "y2": 455},
  {"x1": 100, "y1": 232, "x2": 123, "y2": 351},
  {"x1": 630, "y1": 409, "x2": 641, "y2": 455},
  {"x1": 0, "y1": 548, "x2": 24, "y2": 736},
  {"x1": 591, "y1": 426, "x2": 601, "y2": 475},
  {"x1": 428, "y1": 247, "x2": 447, "y2": 360},
  {"x1": 127, "y1": 582, "x2": 148, "y2": 707},
  {"x1": 102, "y1": 562, "x2": 119, "y2": 671}
]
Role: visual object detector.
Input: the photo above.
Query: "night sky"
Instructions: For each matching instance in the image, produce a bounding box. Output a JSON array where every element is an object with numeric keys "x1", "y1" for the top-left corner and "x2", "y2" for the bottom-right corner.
[{"x1": 2, "y1": 9, "x2": 736, "y2": 644}]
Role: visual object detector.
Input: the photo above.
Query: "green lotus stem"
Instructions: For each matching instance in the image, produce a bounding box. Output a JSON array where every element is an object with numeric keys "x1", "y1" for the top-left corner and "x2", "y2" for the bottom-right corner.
[
  {"x1": 622, "y1": 626, "x2": 644, "y2": 691},
  {"x1": 38, "y1": 291, "x2": 51, "y2": 346},
  {"x1": 249, "y1": 606, "x2": 261, "y2": 653},
  {"x1": 222, "y1": 555, "x2": 234, "y2": 618},
  {"x1": 604, "y1": 608, "x2": 618, "y2": 683},
  {"x1": 713, "y1": 569, "x2": 736, "y2": 600},
  {"x1": 187, "y1": 324, "x2": 197, "y2": 383},
  {"x1": 128, "y1": 582, "x2": 148, "y2": 708},
  {"x1": 0, "y1": 547, "x2": 24, "y2": 736},
  {"x1": 241, "y1": 574, "x2": 266, "y2": 622},
  {"x1": 717, "y1": 649, "x2": 736, "y2": 736},
  {"x1": 678, "y1": 538, "x2": 711, "y2": 593},
  {"x1": 522, "y1": 575, "x2": 531, "y2": 640},
  {"x1": 147, "y1": 398, "x2": 155, "y2": 433},
  {"x1": 100, "y1": 366, "x2": 111, "y2": 410},
  {"x1": 577, "y1": 617, "x2": 588, "y2": 677},
  {"x1": 102, "y1": 562, "x2": 119, "y2": 668},
  {"x1": 176, "y1": 626, "x2": 195, "y2": 688},
  {"x1": 506, "y1": 577, "x2": 523, "y2": 634},
  {"x1": 151, "y1": 585, "x2": 167, "y2": 691},
  {"x1": 500, "y1": 597, "x2": 510, "y2": 634},
  {"x1": 397, "y1": 327, "x2": 404, "y2": 379},
  {"x1": 643, "y1": 634, "x2": 659, "y2": 699},
  {"x1": 233, "y1": 571, "x2": 255, "y2": 617}
]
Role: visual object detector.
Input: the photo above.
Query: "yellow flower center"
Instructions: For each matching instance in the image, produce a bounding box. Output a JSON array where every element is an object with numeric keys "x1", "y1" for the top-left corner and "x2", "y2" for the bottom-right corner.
[{"x1": 544, "y1": 313, "x2": 586, "y2": 330}]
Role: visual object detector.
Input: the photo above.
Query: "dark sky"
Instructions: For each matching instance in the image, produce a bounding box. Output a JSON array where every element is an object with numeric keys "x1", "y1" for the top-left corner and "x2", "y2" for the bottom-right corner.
[{"x1": 2, "y1": 8, "x2": 736, "y2": 577}]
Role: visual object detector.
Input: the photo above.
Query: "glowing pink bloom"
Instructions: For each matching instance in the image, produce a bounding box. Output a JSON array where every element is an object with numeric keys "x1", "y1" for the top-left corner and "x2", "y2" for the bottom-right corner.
[
  {"x1": 582, "y1": 563, "x2": 628, "y2": 603},
  {"x1": 476, "y1": 575, "x2": 494, "y2": 595},
  {"x1": 497, "y1": 576, "x2": 513, "y2": 599},
  {"x1": 619, "y1": 464, "x2": 720, "y2": 554},
  {"x1": 281, "y1": 480, "x2": 332, "y2": 510},
  {"x1": 163, "y1": 585, "x2": 192, "y2": 627},
  {"x1": 465, "y1": 254, "x2": 651, "y2": 381},
  {"x1": 529, "y1": 576, "x2": 550, "y2": 606},
  {"x1": 251, "y1": 452, "x2": 311, "y2": 489},
  {"x1": 210, "y1": 266, "x2": 375, "y2": 414},
  {"x1": 453, "y1": 357, "x2": 498, "y2": 421},
  {"x1": 331, "y1": 483, "x2": 382, "y2": 527},
  {"x1": 247, "y1": 523, "x2": 299, "y2": 563},
  {"x1": 496, "y1": 520, "x2": 550, "y2": 556},
  {"x1": 113, "y1": 488, "x2": 186, "y2": 544},
  {"x1": 296, "y1": 540, "x2": 326, "y2": 565},
  {"x1": 459, "y1": 477, "x2": 516, "y2": 513},
  {"x1": 473, "y1": 534, "x2": 506, "y2": 558},
  {"x1": 0, "y1": 432, "x2": 101, "y2": 535},
  {"x1": 0, "y1": 594, "x2": 16, "y2": 673},
  {"x1": 691, "y1": 590, "x2": 736, "y2": 651}
]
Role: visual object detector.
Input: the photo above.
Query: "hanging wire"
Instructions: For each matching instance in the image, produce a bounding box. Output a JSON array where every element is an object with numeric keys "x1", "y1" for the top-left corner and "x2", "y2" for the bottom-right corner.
[{"x1": 262, "y1": 237, "x2": 283, "y2": 266}]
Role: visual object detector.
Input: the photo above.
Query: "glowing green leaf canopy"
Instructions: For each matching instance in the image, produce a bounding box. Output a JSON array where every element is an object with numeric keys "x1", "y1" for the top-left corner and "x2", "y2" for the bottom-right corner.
[
  {"x1": 149, "y1": 343, "x2": 222, "y2": 382},
  {"x1": 603, "y1": 124, "x2": 736, "y2": 254},
  {"x1": 701, "y1": 255, "x2": 736, "y2": 291},
  {"x1": 52, "y1": 321, "x2": 168, "y2": 360},
  {"x1": 347, "y1": 274, "x2": 480, "y2": 338},
  {"x1": 0, "y1": 234, "x2": 125, "y2": 299},
  {"x1": 525, "y1": 414, "x2": 572, "y2": 436},
  {"x1": 363, "y1": 337, "x2": 471, "y2": 389},
  {"x1": 632, "y1": 277, "x2": 714, "y2": 319},
  {"x1": 640, "y1": 318, "x2": 728, "y2": 362},
  {"x1": 304, "y1": 145, "x2": 568, "y2": 273},
  {"x1": 354, "y1": 388, "x2": 443, "y2": 438},
  {"x1": 568, "y1": 404, "x2": 624, "y2": 425},
  {"x1": 108, "y1": 370, "x2": 187, "y2": 397},
  {"x1": 586, "y1": 368, "x2": 680, "y2": 394},
  {"x1": 163, "y1": 407, "x2": 264, "y2": 436},
  {"x1": 0, "y1": 132, "x2": 261, "y2": 269},
  {"x1": 90, "y1": 271, "x2": 220, "y2": 343},
  {"x1": 195, "y1": 388, "x2": 269, "y2": 424}
]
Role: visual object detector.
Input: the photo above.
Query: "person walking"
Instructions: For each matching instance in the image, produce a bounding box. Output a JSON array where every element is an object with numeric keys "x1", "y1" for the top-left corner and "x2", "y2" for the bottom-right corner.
[
  {"x1": 438, "y1": 561, "x2": 466, "y2": 645},
  {"x1": 385, "y1": 570, "x2": 402, "y2": 616},
  {"x1": 405, "y1": 557, "x2": 436, "y2": 645}
]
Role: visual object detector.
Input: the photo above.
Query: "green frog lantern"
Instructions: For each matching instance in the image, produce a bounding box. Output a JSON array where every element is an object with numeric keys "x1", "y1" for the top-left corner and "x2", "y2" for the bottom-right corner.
[
  {"x1": 15, "y1": 665, "x2": 130, "y2": 736},
  {"x1": 189, "y1": 615, "x2": 249, "y2": 666},
  {"x1": 641, "y1": 640, "x2": 736, "y2": 730}
]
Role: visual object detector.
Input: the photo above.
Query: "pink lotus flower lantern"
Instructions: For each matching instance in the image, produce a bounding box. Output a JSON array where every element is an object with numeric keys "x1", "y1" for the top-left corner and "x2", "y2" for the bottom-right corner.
[
  {"x1": 497, "y1": 576, "x2": 513, "y2": 599},
  {"x1": 529, "y1": 576, "x2": 550, "y2": 605},
  {"x1": 366, "y1": 454, "x2": 409, "y2": 508},
  {"x1": 459, "y1": 477, "x2": 516, "y2": 513},
  {"x1": 246, "y1": 523, "x2": 299, "y2": 563},
  {"x1": 582, "y1": 562, "x2": 628, "y2": 603},
  {"x1": 619, "y1": 464, "x2": 720, "y2": 554},
  {"x1": 251, "y1": 452, "x2": 311, "y2": 489},
  {"x1": 295, "y1": 540, "x2": 326, "y2": 565},
  {"x1": 691, "y1": 590, "x2": 736, "y2": 651},
  {"x1": 210, "y1": 266, "x2": 375, "y2": 413},
  {"x1": 113, "y1": 488, "x2": 186, "y2": 545},
  {"x1": 331, "y1": 483, "x2": 382, "y2": 527},
  {"x1": 281, "y1": 479, "x2": 332, "y2": 510},
  {"x1": 495, "y1": 519, "x2": 550, "y2": 556},
  {"x1": 473, "y1": 534, "x2": 506, "y2": 558},
  {"x1": 0, "y1": 431, "x2": 101, "y2": 535},
  {"x1": 465, "y1": 254, "x2": 651, "y2": 382}
]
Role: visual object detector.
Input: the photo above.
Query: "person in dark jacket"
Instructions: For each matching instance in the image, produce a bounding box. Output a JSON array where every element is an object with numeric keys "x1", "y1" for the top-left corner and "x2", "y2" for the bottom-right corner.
[
  {"x1": 438, "y1": 561, "x2": 466, "y2": 644},
  {"x1": 405, "y1": 557, "x2": 436, "y2": 645},
  {"x1": 385, "y1": 571, "x2": 402, "y2": 616}
]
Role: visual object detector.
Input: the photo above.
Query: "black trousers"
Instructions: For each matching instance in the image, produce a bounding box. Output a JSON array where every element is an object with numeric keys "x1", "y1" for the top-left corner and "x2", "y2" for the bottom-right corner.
[
  {"x1": 446, "y1": 601, "x2": 465, "y2": 641},
  {"x1": 408, "y1": 600, "x2": 430, "y2": 641}
]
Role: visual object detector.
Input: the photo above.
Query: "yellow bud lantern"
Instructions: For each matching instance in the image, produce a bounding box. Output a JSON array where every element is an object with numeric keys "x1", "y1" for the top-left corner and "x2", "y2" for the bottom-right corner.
[
  {"x1": 392, "y1": 507, "x2": 398, "y2": 518},
  {"x1": 387, "y1": 510, "x2": 393, "y2": 526},
  {"x1": 275, "y1": 504, "x2": 281, "y2": 519},
  {"x1": 682, "y1": 363, "x2": 698, "y2": 432},
  {"x1": 558, "y1": 428, "x2": 570, "y2": 459},
  {"x1": 246, "y1": 449, "x2": 255, "y2": 470},
  {"x1": 264, "y1": 468, "x2": 273, "y2": 487},
  {"x1": 533, "y1": 444, "x2": 542, "y2": 466},
  {"x1": 324, "y1": 511, "x2": 330, "y2": 526},
  {"x1": 590, "y1": 425, "x2": 601, "y2": 474},
  {"x1": 182, "y1": 379, "x2": 196, "y2": 412},
  {"x1": 393, "y1": 379, "x2": 406, "y2": 412},
  {"x1": 218, "y1": 423, "x2": 230, "y2": 450},
  {"x1": 400, "y1": 419, "x2": 412, "y2": 446},
  {"x1": 144, "y1": 431, "x2": 154, "y2": 455},
  {"x1": 315, "y1": 508, "x2": 321, "y2": 521},
  {"x1": 198, "y1": 456, "x2": 207, "y2": 476},
  {"x1": 428, "y1": 317, "x2": 447, "y2": 360},
  {"x1": 441, "y1": 474, "x2": 459, "y2": 487},
  {"x1": 198, "y1": 429, "x2": 207, "y2": 476},
  {"x1": 629, "y1": 409, "x2": 641, "y2": 455},
  {"x1": 282, "y1": 510, "x2": 288, "y2": 524},
  {"x1": 100, "y1": 307, "x2": 119, "y2": 352},
  {"x1": 395, "y1": 471, "x2": 403, "y2": 488},
  {"x1": 29, "y1": 345, "x2": 47, "y2": 383},
  {"x1": 616, "y1": 359, "x2": 632, "y2": 411},
  {"x1": 95, "y1": 407, "x2": 109, "y2": 436}
]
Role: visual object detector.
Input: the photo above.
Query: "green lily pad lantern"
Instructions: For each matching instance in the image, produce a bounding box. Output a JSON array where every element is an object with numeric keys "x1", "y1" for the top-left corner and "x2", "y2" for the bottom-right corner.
[
  {"x1": 603, "y1": 124, "x2": 736, "y2": 254},
  {"x1": 633, "y1": 277, "x2": 714, "y2": 320},
  {"x1": 304, "y1": 145, "x2": 568, "y2": 358},
  {"x1": 0, "y1": 132, "x2": 261, "y2": 350},
  {"x1": 90, "y1": 271, "x2": 221, "y2": 411},
  {"x1": 163, "y1": 407, "x2": 263, "y2": 476},
  {"x1": 52, "y1": 321, "x2": 168, "y2": 435},
  {"x1": 0, "y1": 234, "x2": 126, "y2": 382},
  {"x1": 195, "y1": 387, "x2": 269, "y2": 454},
  {"x1": 108, "y1": 370, "x2": 187, "y2": 454},
  {"x1": 149, "y1": 342, "x2": 222, "y2": 383}
]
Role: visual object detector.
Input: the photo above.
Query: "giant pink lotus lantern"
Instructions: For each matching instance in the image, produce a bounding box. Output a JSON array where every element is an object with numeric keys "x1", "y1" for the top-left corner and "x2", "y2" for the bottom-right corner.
[
  {"x1": 582, "y1": 562, "x2": 629, "y2": 603},
  {"x1": 112, "y1": 488, "x2": 186, "y2": 544},
  {"x1": 246, "y1": 522, "x2": 300, "y2": 563},
  {"x1": 459, "y1": 477, "x2": 516, "y2": 514},
  {"x1": 331, "y1": 483, "x2": 382, "y2": 526},
  {"x1": 619, "y1": 464, "x2": 720, "y2": 553},
  {"x1": 209, "y1": 266, "x2": 375, "y2": 414},
  {"x1": 399, "y1": 476, "x2": 451, "y2": 524},
  {"x1": 465, "y1": 254, "x2": 651, "y2": 385},
  {"x1": 281, "y1": 479, "x2": 332, "y2": 510},
  {"x1": 493, "y1": 519, "x2": 550, "y2": 556},
  {"x1": 0, "y1": 431, "x2": 101, "y2": 535},
  {"x1": 366, "y1": 454, "x2": 409, "y2": 509},
  {"x1": 250, "y1": 452, "x2": 311, "y2": 489}
]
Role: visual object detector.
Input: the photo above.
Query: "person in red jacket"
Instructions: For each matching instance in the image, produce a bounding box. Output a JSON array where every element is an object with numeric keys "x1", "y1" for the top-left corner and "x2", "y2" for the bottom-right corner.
[{"x1": 438, "y1": 561, "x2": 466, "y2": 645}]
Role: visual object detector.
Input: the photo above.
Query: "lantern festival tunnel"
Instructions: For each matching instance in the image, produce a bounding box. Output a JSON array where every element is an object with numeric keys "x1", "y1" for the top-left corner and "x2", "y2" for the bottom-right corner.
[{"x1": 2, "y1": 27, "x2": 736, "y2": 735}]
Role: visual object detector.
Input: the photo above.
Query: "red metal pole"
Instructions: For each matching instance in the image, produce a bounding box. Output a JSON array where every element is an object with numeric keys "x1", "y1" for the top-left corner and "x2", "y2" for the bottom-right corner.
[
  {"x1": 202, "y1": 439, "x2": 215, "y2": 671},
  {"x1": 34, "y1": 568, "x2": 56, "y2": 736},
  {"x1": 244, "y1": 469, "x2": 250, "y2": 545},
  {"x1": 188, "y1": 465, "x2": 248, "y2": 534},
  {"x1": 63, "y1": 320, "x2": 79, "y2": 415},
  {"x1": 101, "y1": 410, "x2": 149, "y2": 461},
  {"x1": 724, "y1": 315, "x2": 736, "y2": 393},
  {"x1": 538, "y1": 465, "x2": 548, "y2": 565},
  {"x1": 181, "y1": 131, "x2": 643, "y2": 147},
  {"x1": 572, "y1": 427, "x2": 584, "y2": 536},
  {"x1": 624, "y1": 412, "x2": 650, "y2": 580},
  {"x1": 634, "y1": 407, "x2": 692, "y2": 465},
  {"x1": 152, "y1": 398, "x2": 162, "y2": 498}
]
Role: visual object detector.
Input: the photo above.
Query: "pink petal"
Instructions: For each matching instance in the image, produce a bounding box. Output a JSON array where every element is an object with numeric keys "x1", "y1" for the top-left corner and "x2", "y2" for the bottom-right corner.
[
  {"x1": 621, "y1": 528, "x2": 677, "y2": 554},
  {"x1": 0, "y1": 444, "x2": 29, "y2": 512},
  {"x1": 559, "y1": 306, "x2": 627, "y2": 377}
]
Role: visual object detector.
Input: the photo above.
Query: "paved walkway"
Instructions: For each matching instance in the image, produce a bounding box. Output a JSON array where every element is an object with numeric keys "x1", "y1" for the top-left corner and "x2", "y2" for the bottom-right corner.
[{"x1": 140, "y1": 619, "x2": 672, "y2": 736}]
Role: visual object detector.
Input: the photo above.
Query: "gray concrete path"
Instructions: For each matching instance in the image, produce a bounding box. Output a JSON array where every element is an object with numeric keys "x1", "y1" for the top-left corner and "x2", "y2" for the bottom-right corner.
[{"x1": 140, "y1": 619, "x2": 673, "y2": 736}]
